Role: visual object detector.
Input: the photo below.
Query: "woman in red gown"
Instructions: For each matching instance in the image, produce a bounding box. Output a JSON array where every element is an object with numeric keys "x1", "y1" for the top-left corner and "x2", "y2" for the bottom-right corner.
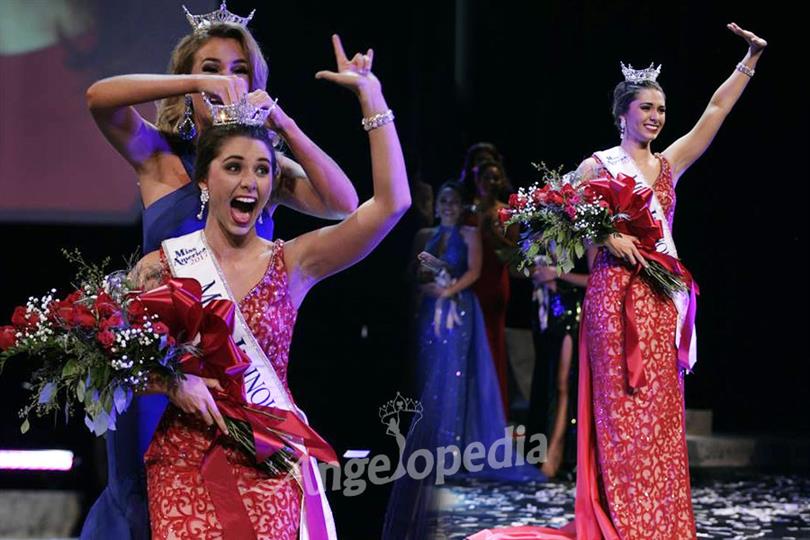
[
  {"x1": 132, "y1": 35, "x2": 409, "y2": 538},
  {"x1": 470, "y1": 159, "x2": 518, "y2": 417},
  {"x1": 472, "y1": 22, "x2": 766, "y2": 539}
]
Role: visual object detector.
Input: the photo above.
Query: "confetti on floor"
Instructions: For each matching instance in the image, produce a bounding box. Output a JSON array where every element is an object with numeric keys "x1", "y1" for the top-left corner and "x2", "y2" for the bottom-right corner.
[{"x1": 430, "y1": 471, "x2": 810, "y2": 539}]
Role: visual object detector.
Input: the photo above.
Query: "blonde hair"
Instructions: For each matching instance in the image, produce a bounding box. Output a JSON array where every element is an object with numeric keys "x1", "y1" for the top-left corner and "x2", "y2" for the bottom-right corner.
[{"x1": 155, "y1": 24, "x2": 269, "y2": 134}]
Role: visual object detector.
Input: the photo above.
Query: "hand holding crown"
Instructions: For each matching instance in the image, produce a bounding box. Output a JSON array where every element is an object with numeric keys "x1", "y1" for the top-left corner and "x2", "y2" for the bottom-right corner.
[
  {"x1": 196, "y1": 75, "x2": 249, "y2": 107},
  {"x1": 203, "y1": 92, "x2": 276, "y2": 126}
]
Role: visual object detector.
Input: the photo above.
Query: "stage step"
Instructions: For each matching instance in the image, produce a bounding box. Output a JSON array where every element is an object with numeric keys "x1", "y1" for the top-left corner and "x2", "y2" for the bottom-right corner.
[
  {"x1": 687, "y1": 433, "x2": 810, "y2": 469},
  {"x1": 685, "y1": 408, "x2": 713, "y2": 436},
  {"x1": 0, "y1": 490, "x2": 81, "y2": 538}
]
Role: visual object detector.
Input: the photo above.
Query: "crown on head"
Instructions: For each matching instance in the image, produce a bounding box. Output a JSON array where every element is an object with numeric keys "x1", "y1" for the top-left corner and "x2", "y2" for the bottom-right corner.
[
  {"x1": 204, "y1": 94, "x2": 275, "y2": 127},
  {"x1": 183, "y1": 2, "x2": 255, "y2": 32},
  {"x1": 378, "y1": 392, "x2": 423, "y2": 426},
  {"x1": 620, "y1": 62, "x2": 662, "y2": 84}
]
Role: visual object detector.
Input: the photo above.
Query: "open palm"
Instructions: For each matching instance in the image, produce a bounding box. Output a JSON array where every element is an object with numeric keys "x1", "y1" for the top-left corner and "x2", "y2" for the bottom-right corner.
[{"x1": 727, "y1": 22, "x2": 767, "y2": 54}]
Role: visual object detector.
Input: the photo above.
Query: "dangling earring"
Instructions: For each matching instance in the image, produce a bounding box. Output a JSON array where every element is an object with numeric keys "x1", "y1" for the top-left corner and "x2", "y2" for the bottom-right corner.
[
  {"x1": 197, "y1": 188, "x2": 209, "y2": 220},
  {"x1": 619, "y1": 118, "x2": 626, "y2": 139},
  {"x1": 258, "y1": 209, "x2": 264, "y2": 225},
  {"x1": 176, "y1": 95, "x2": 197, "y2": 141}
]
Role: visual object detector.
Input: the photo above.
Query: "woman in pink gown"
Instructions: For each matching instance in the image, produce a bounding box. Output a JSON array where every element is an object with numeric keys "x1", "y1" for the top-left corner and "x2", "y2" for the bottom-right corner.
[
  {"x1": 132, "y1": 34, "x2": 409, "y2": 538},
  {"x1": 472, "y1": 22, "x2": 766, "y2": 539}
]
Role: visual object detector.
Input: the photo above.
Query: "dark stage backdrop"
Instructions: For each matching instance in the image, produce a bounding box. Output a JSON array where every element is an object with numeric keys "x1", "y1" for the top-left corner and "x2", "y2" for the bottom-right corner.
[{"x1": 0, "y1": 1, "x2": 804, "y2": 537}]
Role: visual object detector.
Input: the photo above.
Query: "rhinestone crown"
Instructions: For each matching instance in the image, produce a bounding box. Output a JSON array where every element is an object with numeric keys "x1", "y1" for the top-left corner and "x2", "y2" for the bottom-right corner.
[
  {"x1": 183, "y1": 2, "x2": 255, "y2": 32},
  {"x1": 620, "y1": 61, "x2": 662, "y2": 84}
]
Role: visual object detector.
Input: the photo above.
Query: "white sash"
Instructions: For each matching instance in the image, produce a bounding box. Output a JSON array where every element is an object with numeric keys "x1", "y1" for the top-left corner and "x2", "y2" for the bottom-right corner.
[
  {"x1": 162, "y1": 230, "x2": 337, "y2": 540},
  {"x1": 594, "y1": 146, "x2": 697, "y2": 370}
]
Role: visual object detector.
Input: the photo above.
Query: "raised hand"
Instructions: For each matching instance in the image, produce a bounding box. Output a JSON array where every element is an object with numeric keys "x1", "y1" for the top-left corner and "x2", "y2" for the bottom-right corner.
[
  {"x1": 727, "y1": 22, "x2": 767, "y2": 55},
  {"x1": 315, "y1": 34, "x2": 380, "y2": 96}
]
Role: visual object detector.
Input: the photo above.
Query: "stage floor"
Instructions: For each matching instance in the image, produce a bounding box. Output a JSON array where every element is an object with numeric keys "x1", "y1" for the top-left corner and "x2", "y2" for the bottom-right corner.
[{"x1": 431, "y1": 471, "x2": 810, "y2": 539}]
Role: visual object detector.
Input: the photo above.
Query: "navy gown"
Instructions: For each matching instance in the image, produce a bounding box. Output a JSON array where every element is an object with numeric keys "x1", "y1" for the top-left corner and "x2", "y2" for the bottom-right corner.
[
  {"x1": 80, "y1": 147, "x2": 274, "y2": 539},
  {"x1": 383, "y1": 226, "x2": 541, "y2": 539}
]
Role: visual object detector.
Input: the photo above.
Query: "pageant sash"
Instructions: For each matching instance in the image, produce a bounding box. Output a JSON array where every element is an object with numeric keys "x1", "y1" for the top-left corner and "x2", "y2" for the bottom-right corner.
[
  {"x1": 594, "y1": 147, "x2": 697, "y2": 374},
  {"x1": 162, "y1": 230, "x2": 337, "y2": 540}
]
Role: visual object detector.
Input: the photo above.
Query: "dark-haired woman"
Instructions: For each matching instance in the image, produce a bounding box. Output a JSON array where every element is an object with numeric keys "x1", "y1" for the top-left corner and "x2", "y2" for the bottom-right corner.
[
  {"x1": 81, "y1": 10, "x2": 359, "y2": 538},
  {"x1": 385, "y1": 180, "x2": 528, "y2": 538},
  {"x1": 470, "y1": 159, "x2": 517, "y2": 417},
  {"x1": 472, "y1": 22, "x2": 766, "y2": 539},
  {"x1": 132, "y1": 35, "x2": 408, "y2": 538}
]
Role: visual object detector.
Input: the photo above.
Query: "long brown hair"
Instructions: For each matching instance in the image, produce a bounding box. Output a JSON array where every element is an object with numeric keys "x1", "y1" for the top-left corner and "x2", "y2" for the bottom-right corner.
[{"x1": 155, "y1": 24, "x2": 269, "y2": 133}]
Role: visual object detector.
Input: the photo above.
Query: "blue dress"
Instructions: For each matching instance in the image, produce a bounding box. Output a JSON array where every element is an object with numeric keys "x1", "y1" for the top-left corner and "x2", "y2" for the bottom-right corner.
[
  {"x1": 80, "y1": 146, "x2": 274, "y2": 539},
  {"x1": 382, "y1": 226, "x2": 540, "y2": 539}
]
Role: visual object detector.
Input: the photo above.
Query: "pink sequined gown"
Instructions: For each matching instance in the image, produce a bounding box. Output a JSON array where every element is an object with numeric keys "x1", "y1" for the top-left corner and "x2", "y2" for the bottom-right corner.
[
  {"x1": 471, "y1": 155, "x2": 697, "y2": 540},
  {"x1": 145, "y1": 241, "x2": 302, "y2": 540}
]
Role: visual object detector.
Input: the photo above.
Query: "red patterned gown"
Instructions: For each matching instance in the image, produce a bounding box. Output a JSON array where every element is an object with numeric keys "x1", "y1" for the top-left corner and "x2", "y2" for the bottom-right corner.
[
  {"x1": 472, "y1": 155, "x2": 697, "y2": 540},
  {"x1": 145, "y1": 241, "x2": 302, "y2": 540}
]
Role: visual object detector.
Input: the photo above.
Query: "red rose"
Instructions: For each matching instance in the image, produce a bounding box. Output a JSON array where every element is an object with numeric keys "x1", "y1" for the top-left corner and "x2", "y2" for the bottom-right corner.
[
  {"x1": 95, "y1": 291, "x2": 118, "y2": 318},
  {"x1": 48, "y1": 300, "x2": 75, "y2": 325},
  {"x1": 532, "y1": 188, "x2": 548, "y2": 205},
  {"x1": 100, "y1": 313, "x2": 124, "y2": 331},
  {"x1": 152, "y1": 321, "x2": 170, "y2": 335},
  {"x1": 127, "y1": 299, "x2": 146, "y2": 321},
  {"x1": 582, "y1": 185, "x2": 597, "y2": 203},
  {"x1": 564, "y1": 205, "x2": 577, "y2": 220},
  {"x1": 547, "y1": 190, "x2": 564, "y2": 206},
  {"x1": 96, "y1": 330, "x2": 115, "y2": 349},
  {"x1": 561, "y1": 184, "x2": 581, "y2": 205},
  {"x1": 73, "y1": 304, "x2": 97, "y2": 329},
  {"x1": 11, "y1": 306, "x2": 28, "y2": 328},
  {"x1": 0, "y1": 326, "x2": 17, "y2": 350},
  {"x1": 66, "y1": 290, "x2": 83, "y2": 304},
  {"x1": 498, "y1": 207, "x2": 513, "y2": 225},
  {"x1": 508, "y1": 193, "x2": 527, "y2": 210},
  {"x1": 11, "y1": 306, "x2": 40, "y2": 329}
]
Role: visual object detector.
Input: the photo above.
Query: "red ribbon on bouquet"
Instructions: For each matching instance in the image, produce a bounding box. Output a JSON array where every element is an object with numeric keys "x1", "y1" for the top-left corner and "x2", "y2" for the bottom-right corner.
[
  {"x1": 138, "y1": 278, "x2": 337, "y2": 539},
  {"x1": 588, "y1": 174, "x2": 662, "y2": 250},
  {"x1": 588, "y1": 175, "x2": 699, "y2": 391}
]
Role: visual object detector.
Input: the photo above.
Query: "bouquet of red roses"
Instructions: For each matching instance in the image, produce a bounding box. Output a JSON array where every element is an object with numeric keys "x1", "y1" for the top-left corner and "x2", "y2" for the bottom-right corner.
[
  {"x1": 0, "y1": 250, "x2": 334, "y2": 478},
  {"x1": 501, "y1": 164, "x2": 686, "y2": 296},
  {"x1": 0, "y1": 250, "x2": 183, "y2": 436}
]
